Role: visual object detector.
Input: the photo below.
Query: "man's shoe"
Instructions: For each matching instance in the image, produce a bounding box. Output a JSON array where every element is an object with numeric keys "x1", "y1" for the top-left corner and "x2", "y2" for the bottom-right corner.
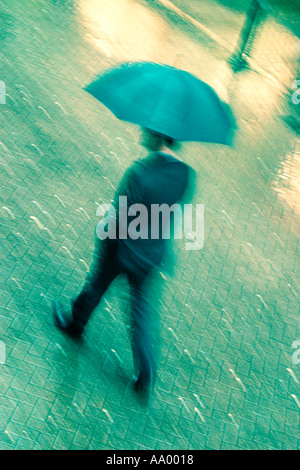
[
  {"x1": 132, "y1": 374, "x2": 145, "y2": 392},
  {"x1": 53, "y1": 300, "x2": 83, "y2": 338},
  {"x1": 131, "y1": 372, "x2": 153, "y2": 394}
]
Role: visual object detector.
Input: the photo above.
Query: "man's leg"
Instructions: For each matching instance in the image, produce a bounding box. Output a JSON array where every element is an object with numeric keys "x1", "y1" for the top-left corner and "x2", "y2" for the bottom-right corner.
[
  {"x1": 54, "y1": 239, "x2": 120, "y2": 336},
  {"x1": 71, "y1": 265, "x2": 118, "y2": 331},
  {"x1": 128, "y1": 273, "x2": 158, "y2": 391}
]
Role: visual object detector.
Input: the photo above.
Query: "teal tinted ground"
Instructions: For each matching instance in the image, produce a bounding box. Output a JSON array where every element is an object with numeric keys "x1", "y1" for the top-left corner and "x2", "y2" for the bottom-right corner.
[{"x1": 0, "y1": 0, "x2": 299, "y2": 450}]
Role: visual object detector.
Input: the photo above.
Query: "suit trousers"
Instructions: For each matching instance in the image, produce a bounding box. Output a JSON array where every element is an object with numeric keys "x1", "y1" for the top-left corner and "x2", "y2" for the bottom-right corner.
[{"x1": 71, "y1": 238, "x2": 157, "y2": 386}]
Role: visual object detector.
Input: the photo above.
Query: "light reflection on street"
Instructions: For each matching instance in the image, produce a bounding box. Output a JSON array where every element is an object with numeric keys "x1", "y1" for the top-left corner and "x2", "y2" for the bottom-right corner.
[
  {"x1": 78, "y1": 0, "x2": 172, "y2": 63},
  {"x1": 77, "y1": 0, "x2": 231, "y2": 99}
]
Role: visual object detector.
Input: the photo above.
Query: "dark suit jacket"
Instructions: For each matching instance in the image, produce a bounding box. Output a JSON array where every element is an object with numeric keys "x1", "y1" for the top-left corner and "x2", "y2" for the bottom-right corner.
[{"x1": 111, "y1": 151, "x2": 195, "y2": 275}]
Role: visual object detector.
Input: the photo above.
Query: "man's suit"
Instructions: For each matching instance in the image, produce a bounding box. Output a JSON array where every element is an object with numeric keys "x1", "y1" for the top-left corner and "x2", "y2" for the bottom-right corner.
[{"x1": 71, "y1": 151, "x2": 194, "y2": 388}]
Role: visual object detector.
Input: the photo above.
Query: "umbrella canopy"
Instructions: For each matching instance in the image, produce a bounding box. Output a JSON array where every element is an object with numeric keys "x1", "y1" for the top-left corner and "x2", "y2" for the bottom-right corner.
[{"x1": 84, "y1": 61, "x2": 236, "y2": 144}]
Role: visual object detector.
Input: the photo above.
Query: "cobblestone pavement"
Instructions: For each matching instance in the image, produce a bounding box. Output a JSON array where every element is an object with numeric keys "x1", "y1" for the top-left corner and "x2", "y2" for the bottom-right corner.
[{"x1": 0, "y1": 0, "x2": 299, "y2": 450}]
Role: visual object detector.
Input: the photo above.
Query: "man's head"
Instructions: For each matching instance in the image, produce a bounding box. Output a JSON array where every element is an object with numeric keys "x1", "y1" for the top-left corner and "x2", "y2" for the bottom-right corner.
[{"x1": 140, "y1": 128, "x2": 180, "y2": 151}]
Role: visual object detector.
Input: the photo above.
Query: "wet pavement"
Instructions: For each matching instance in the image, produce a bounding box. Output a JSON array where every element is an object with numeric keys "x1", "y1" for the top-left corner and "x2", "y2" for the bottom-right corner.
[{"x1": 0, "y1": 0, "x2": 299, "y2": 450}]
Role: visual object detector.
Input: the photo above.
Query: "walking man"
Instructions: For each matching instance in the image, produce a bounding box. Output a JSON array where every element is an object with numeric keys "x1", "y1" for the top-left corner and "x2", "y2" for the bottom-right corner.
[{"x1": 53, "y1": 129, "x2": 195, "y2": 394}]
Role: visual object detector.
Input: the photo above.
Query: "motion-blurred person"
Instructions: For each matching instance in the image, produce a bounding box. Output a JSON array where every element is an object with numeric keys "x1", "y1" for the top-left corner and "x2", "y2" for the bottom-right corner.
[{"x1": 53, "y1": 129, "x2": 195, "y2": 396}]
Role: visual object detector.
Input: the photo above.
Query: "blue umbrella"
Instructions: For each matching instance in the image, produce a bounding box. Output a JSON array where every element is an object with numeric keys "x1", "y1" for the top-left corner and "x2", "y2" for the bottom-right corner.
[{"x1": 84, "y1": 61, "x2": 236, "y2": 144}]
